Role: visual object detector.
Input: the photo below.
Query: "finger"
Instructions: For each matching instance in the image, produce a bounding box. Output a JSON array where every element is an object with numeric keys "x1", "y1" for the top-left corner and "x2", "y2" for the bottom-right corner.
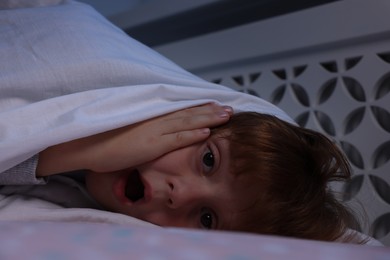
[
  {"x1": 159, "y1": 128, "x2": 211, "y2": 152},
  {"x1": 185, "y1": 103, "x2": 233, "y2": 117},
  {"x1": 161, "y1": 104, "x2": 233, "y2": 132},
  {"x1": 182, "y1": 103, "x2": 232, "y2": 116},
  {"x1": 161, "y1": 111, "x2": 230, "y2": 135},
  {"x1": 162, "y1": 103, "x2": 233, "y2": 120}
]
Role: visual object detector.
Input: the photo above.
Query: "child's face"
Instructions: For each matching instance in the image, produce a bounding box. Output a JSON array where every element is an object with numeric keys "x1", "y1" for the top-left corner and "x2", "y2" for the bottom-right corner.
[{"x1": 86, "y1": 134, "x2": 254, "y2": 230}]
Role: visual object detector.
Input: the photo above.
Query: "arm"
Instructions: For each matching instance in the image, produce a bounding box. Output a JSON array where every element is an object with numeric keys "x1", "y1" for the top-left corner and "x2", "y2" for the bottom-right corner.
[
  {"x1": 0, "y1": 155, "x2": 46, "y2": 185},
  {"x1": 36, "y1": 104, "x2": 232, "y2": 176}
]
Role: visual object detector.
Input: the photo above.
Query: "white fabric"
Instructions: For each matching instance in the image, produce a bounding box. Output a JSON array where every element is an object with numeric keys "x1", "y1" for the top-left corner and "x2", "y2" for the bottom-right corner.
[
  {"x1": 340, "y1": 229, "x2": 384, "y2": 247},
  {"x1": 0, "y1": 194, "x2": 155, "y2": 227},
  {"x1": 0, "y1": 0, "x2": 294, "y2": 173},
  {"x1": 0, "y1": 193, "x2": 382, "y2": 246},
  {"x1": 0, "y1": 190, "x2": 383, "y2": 246}
]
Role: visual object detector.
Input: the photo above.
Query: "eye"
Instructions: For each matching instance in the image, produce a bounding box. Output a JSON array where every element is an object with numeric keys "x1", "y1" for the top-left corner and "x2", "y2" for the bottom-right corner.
[
  {"x1": 202, "y1": 148, "x2": 215, "y2": 173},
  {"x1": 200, "y1": 208, "x2": 215, "y2": 230}
]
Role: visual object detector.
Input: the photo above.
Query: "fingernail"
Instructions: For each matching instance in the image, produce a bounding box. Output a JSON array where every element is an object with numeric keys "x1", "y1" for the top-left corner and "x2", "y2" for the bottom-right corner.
[
  {"x1": 218, "y1": 111, "x2": 229, "y2": 118},
  {"x1": 201, "y1": 128, "x2": 210, "y2": 134},
  {"x1": 223, "y1": 106, "x2": 233, "y2": 114}
]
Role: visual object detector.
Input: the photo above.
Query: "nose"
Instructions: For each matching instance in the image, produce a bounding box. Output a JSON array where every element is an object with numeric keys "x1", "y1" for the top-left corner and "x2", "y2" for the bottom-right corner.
[{"x1": 166, "y1": 178, "x2": 206, "y2": 209}]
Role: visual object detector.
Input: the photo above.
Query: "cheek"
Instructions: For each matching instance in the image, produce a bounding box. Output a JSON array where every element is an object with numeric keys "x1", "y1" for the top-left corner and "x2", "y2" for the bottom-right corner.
[
  {"x1": 85, "y1": 171, "x2": 108, "y2": 193},
  {"x1": 145, "y1": 211, "x2": 192, "y2": 228},
  {"x1": 85, "y1": 172, "x2": 117, "y2": 208}
]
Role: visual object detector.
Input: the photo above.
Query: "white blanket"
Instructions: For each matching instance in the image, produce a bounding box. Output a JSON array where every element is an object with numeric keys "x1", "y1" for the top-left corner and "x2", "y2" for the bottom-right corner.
[
  {"x1": 0, "y1": 193, "x2": 155, "y2": 226},
  {"x1": 0, "y1": 0, "x2": 293, "y2": 173}
]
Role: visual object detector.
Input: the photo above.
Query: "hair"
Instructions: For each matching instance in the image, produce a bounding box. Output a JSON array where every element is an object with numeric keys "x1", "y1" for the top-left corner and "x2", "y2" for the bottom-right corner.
[{"x1": 212, "y1": 112, "x2": 360, "y2": 242}]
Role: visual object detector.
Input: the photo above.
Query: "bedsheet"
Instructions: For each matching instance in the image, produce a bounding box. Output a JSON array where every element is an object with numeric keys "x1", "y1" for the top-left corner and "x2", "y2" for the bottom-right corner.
[{"x1": 0, "y1": 221, "x2": 388, "y2": 260}]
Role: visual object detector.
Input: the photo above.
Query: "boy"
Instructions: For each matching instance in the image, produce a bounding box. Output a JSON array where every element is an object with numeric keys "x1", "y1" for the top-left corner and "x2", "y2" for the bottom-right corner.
[{"x1": 1, "y1": 103, "x2": 361, "y2": 242}]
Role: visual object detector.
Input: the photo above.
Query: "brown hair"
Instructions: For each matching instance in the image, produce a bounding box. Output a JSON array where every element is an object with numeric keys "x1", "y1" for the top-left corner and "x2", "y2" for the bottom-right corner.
[{"x1": 213, "y1": 112, "x2": 360, "y2": 242}]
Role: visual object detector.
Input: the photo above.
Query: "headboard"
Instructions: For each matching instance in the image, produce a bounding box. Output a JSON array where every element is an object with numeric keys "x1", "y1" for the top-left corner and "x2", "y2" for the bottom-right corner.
[{"x1": 155, "y1": 0, "x2": 390, "y2": 245}]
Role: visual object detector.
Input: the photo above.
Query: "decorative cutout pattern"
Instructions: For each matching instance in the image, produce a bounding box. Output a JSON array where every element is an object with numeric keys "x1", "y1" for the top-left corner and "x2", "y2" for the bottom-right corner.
[
  {"x1": 343, "y1": 175, "x2": 364, "y2": 201},
  {"x1": 199, "y1": 48, "x2": 390, "y2": 245},
  {"x1": 227, "y1": 73, "x2": 262, "y2": 98}
]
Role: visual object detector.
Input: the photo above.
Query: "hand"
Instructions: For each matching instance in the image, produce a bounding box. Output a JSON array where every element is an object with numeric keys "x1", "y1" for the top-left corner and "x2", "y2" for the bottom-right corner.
[
  {"x1": 37, "y1": 103, "x2": 233, "y2": 176},
  {"x1": 85, "y1": 103, "x2": 233, "y2": 172}
]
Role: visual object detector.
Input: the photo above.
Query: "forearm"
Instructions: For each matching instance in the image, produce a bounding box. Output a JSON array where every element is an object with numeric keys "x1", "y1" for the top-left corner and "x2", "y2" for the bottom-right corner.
[
  {"x1": 36, "y1": 127, "x2": 133, "y2": 177},
  {"x1": 36, "y1": 137, "x2": 91, "y2": 177}
]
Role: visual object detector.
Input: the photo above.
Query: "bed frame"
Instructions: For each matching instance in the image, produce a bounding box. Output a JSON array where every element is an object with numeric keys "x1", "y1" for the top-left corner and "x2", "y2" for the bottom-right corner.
[{"x1": 150, "y1": 0, "x2": 390, "y2": 245}]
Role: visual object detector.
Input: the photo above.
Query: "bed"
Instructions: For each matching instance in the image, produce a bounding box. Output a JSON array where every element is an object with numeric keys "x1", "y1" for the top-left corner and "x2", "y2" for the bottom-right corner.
[{"x1": 0, "y1": 0, "x2": 389, "y2": 258}]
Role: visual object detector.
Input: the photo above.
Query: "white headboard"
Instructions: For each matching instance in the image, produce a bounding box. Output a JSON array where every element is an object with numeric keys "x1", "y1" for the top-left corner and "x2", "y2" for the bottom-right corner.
[{"x1": 155, "y1": 0, "x2": 390, "y2": 245}]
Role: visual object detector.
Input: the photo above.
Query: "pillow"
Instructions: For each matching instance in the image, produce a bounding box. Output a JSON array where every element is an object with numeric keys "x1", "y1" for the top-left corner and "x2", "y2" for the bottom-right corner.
[{"x1": 0, "y1": 0, "x2": 293, "y2": 172}]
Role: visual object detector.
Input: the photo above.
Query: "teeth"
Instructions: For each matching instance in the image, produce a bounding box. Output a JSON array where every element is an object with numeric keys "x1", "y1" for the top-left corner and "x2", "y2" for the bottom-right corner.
[{"x1": 125, "y1": 169, "x2": 145, "y2": 202}]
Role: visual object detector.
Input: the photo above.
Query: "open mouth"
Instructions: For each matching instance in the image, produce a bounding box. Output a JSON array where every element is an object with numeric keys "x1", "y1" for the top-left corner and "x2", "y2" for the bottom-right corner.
[{"x1": 125, "y1": 169, "x2": 145, "y2": 203}]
